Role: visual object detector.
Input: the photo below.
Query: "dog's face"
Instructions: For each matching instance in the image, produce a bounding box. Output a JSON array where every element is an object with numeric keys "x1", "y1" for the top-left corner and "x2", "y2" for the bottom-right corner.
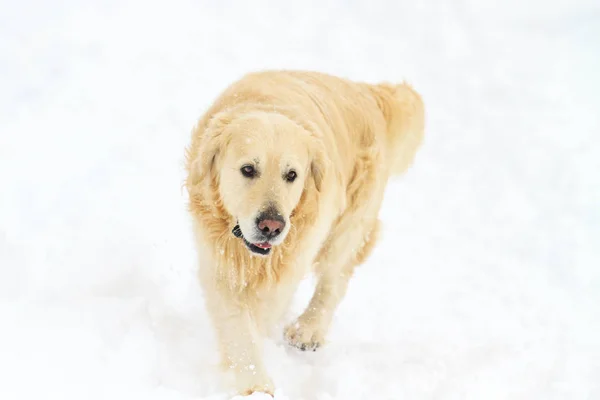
[{"x1": 199, "y1": 111, "x2": 324, "y2": 256}]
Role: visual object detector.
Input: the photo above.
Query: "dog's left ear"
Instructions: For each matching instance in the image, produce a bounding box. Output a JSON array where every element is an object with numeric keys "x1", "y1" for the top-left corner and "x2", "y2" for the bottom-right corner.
[
  {"x1": 311, "y1": 157, "x2": 325, "y2": 192},
  {"x1": 307, "y1": 136, "x2": 346, "y2": 211},
  {"x1": 308, "y1": 138, "x2": 330, "y2": 192}
]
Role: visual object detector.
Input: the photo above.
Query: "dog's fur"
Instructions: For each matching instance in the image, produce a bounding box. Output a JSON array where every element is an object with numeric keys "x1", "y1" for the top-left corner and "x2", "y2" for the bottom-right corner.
[{"x1": 185, "y1": 70, "x2": 424, "y2": 395}]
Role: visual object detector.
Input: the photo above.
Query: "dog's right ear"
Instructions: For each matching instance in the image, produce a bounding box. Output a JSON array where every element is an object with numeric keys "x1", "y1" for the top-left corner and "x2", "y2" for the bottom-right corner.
[{"x1": 187, "y1": 111, "x2": 232, "y2": 186}]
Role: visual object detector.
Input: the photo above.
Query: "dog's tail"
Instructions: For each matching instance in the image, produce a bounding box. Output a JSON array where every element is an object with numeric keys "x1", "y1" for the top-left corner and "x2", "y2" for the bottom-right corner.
[{"x1": 370, "y1": 82, "x2": 425, "y2": 176}]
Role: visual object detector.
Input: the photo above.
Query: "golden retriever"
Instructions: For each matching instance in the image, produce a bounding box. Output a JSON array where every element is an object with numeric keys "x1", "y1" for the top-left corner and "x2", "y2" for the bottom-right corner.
[{"x1": 185, "y1": 70, "x2": 424, "y2": 396}]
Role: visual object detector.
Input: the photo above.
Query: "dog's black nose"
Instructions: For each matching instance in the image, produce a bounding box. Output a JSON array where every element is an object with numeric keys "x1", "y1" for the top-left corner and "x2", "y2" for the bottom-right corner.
[{"x1": 256, "y1": 209, "x2": 285, "y2": 239}]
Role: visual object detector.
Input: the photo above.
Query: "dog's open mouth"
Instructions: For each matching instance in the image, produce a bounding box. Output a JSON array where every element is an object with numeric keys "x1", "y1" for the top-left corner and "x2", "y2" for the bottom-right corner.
[
  {"x1": 243, "y1": 239, "x2": 272, "y2": 255},
  {"x1": 232, "y1": 224, "x2": 272, "y2": 255}
]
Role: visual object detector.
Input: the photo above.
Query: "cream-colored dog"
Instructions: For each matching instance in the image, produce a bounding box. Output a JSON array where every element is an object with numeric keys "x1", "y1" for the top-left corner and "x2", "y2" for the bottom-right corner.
[{"x1": 185, "y1": 70, "x2": 424, "y2": 396}]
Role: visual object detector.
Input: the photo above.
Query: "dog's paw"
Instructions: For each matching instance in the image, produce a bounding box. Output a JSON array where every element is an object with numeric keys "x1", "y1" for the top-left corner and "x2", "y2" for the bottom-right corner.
[
  {"x1": 238, "y1": 384, "x2": 274, "y2": 398},
  {"x1": 236, "y1": 373, "x2": 274, "y2": 398},
  {"x1": 239, "y1": 388, "x2": 274, "y2": 398},
  {"x1": 284, "y1": 319, "x2": 325, "y2": 351},
  {"x1": 232, "y1": 389, "x2": 274, "y2": 399}
]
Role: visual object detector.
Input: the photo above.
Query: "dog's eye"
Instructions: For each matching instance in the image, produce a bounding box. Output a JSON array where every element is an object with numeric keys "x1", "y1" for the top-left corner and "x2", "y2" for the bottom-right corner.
[
  {"x1": 241, "y1": 165, "x2": 256, "y2": 178},
  {"x1": 285, "y1": 170, "x2": 297, "y2": 182}
]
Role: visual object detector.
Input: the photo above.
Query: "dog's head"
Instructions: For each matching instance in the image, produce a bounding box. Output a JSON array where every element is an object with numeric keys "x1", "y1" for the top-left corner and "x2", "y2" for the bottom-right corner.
[{"x1": 192, "y1": 110, "x2": 326, "y2": 256}]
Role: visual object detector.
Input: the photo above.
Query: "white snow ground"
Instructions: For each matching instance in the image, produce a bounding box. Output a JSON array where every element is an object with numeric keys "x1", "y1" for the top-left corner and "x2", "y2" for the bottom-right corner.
[{"x1": 1, "y1": 0, "x2": 599, "y2": 399}]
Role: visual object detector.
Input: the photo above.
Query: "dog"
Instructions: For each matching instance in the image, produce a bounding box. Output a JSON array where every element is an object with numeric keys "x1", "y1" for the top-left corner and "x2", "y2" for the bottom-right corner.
[{"x1": 185, "y1": 70, "x2": 424, "y2": 396}]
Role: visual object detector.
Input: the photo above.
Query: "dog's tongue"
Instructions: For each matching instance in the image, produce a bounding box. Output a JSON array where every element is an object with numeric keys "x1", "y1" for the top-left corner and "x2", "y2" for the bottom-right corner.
[{"x1": 254, "y1": 242, "x2": 272, "y2": 249}]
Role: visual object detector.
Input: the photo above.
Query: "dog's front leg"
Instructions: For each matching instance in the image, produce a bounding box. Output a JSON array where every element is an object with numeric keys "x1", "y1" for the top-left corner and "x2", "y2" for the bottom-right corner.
[
  {"x1": 204, "y1": 285, "x2": 274, "y2": 396},
  {"x1": 285, "y1": 220, "x2": 381, "y2": 351}
]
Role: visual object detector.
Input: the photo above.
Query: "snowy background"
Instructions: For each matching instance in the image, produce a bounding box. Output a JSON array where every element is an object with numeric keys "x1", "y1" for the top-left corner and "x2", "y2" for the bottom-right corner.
[{"x1": 1, "y1": 0, "x2": 599, "y2": 399}]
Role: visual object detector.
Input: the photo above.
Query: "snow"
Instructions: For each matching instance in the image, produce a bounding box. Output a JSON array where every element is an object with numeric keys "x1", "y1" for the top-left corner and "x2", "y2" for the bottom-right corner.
[{"x1": 1, "y1": 0, "x2": 599, "y2": 399}]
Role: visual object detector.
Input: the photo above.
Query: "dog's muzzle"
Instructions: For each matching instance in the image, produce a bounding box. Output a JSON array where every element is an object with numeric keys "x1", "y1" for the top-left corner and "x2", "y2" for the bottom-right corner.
[{"x1": 232, "y1": 224, "x2": 272, "y2": 256}]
